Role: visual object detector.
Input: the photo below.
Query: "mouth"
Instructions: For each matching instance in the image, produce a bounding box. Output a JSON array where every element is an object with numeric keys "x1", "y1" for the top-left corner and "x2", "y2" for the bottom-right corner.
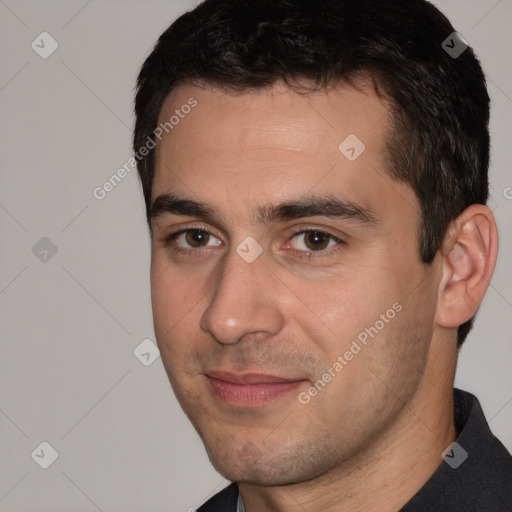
[{"x1": 205, "y1": 371, "x2": 308, "y2": 407}]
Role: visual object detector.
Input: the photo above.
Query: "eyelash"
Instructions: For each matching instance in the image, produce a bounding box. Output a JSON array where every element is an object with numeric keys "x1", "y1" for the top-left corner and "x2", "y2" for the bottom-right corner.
[{"x1": 159, "y1": 225, "x2": 345, "y2": 259}]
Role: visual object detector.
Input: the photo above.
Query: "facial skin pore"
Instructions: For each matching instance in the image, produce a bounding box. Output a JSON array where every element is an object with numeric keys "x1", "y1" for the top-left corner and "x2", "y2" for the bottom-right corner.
[{"x1": 149, "y1": 80, "x2": 497, "y2": 511}]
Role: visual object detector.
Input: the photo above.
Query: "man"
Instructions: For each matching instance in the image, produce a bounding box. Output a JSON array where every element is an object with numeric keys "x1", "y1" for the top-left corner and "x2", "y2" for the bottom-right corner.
[{"x1": 133, "y1": 0, "x2": 512, "y2": 510}]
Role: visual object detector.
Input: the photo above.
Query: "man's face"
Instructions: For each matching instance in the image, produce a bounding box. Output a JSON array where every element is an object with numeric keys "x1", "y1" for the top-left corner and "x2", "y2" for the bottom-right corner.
[{"x1": 150, "y1": 81, "x2": 441, "y2": 485}]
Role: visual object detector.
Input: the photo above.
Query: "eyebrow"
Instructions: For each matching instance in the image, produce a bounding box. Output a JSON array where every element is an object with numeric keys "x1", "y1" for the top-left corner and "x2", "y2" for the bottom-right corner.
[{"x1": 149, "y1": 193, "x2": 378, "y2": 226}]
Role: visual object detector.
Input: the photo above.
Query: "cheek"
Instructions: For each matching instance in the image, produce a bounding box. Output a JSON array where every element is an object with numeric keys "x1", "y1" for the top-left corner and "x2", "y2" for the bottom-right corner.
[
  {"x1": 151, "y1": 250, "x2": 210, "y2": 318},
  {"x1": 293, "y1": 254, "x2": 427, "y2": 388},
  {"x1": 297, "y1": 266, "x2": 393, "y2": 348},
  {"x1": 150, "y1": 257, "x2": 207, "y2": 359}
]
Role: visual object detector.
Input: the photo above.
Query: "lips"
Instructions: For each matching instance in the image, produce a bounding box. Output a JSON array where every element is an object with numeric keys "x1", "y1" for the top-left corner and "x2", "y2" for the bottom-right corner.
[
  {"x1": 206, "y1": 371, "x2": 308, "y2": 406},
  {"x1": 207, "y1": 371, "x2": 302, "y2": 384}
]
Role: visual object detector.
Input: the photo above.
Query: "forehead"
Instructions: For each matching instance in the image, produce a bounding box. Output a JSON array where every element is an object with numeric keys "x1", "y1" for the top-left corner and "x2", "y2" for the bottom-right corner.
[
  {"x1": 156, "y1": 79, "x2": 389, "y2": 162},
  {"x1": 152, "y1": 80, "x2": 418, "y2": 227}
]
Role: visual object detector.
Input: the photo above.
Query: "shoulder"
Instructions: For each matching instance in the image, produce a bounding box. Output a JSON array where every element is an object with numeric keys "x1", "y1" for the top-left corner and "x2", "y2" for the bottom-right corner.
[
  {"x1": 197, "y1": 483, "x2": 239, "y2": 512},
  {"x1": 401, "y1": 388, "x2": 512, "y2": 511}
]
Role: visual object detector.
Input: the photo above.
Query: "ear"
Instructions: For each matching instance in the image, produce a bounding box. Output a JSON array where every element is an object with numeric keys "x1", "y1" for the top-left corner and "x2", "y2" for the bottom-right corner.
[{"x1": 435, "y1": 205, "x2": 499, "y2": 329}]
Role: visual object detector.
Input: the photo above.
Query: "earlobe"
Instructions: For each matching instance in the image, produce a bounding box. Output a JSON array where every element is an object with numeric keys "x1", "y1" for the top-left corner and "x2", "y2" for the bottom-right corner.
[{"x1": 435, "y1": 205, "x2": 499, "y2": 329}]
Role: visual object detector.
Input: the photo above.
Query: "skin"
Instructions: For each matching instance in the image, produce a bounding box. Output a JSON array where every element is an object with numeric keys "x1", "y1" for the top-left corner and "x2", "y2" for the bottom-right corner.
[{"x1": 149, "y1": 80, "x2": 498, "y2": 511}]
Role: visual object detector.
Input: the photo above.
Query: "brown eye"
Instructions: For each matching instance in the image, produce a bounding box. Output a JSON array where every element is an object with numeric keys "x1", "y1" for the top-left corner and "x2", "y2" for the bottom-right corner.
[
  {"x1": 185, "y1": 229, "x2": 210, "y2": 247},
  {"x1": 287, "y1": 230, "x2": 341, "y2": 254},
  {"x1": 303, "y1": 231, "x2": 331, "y2": 251}
]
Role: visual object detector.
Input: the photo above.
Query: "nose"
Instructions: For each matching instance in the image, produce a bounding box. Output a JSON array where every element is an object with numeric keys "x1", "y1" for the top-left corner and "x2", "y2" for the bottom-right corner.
[{"x1": 199, "y1": 248, "x2": 284, "y2": 345}]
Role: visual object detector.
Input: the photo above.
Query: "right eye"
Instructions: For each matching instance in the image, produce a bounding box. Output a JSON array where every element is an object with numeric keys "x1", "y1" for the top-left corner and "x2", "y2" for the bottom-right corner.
[{"x1": 163, "y1": 228, "x2": 222, "y2": 253}]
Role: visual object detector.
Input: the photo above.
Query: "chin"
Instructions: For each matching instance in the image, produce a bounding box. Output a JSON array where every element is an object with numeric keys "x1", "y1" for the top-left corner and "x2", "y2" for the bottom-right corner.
[{"x1": 204, "y1": 436, "x2": 341, "y2": 487}]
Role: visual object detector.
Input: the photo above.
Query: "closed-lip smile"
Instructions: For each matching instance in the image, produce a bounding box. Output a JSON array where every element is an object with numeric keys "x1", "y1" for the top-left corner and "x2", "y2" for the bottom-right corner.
[{"x1": 206, "y1": 370, "x2": 308, "y2": 406}]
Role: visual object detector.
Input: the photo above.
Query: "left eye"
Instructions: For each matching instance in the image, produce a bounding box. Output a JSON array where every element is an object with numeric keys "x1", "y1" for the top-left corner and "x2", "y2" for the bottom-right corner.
[{"x1": 289, "y1": 230, "x2": 341, "y2": 252}]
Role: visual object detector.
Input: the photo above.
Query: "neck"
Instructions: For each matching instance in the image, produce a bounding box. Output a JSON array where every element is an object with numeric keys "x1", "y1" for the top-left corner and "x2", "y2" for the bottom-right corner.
[{"x1": 239, "y1": 339, "x2": 457, "y2": 512}]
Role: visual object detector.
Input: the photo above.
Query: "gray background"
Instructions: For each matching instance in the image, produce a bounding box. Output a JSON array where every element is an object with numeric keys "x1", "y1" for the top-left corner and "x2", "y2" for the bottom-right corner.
[{"x1": 0, "y1": 0, "x2": 510, "y2": 510}]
